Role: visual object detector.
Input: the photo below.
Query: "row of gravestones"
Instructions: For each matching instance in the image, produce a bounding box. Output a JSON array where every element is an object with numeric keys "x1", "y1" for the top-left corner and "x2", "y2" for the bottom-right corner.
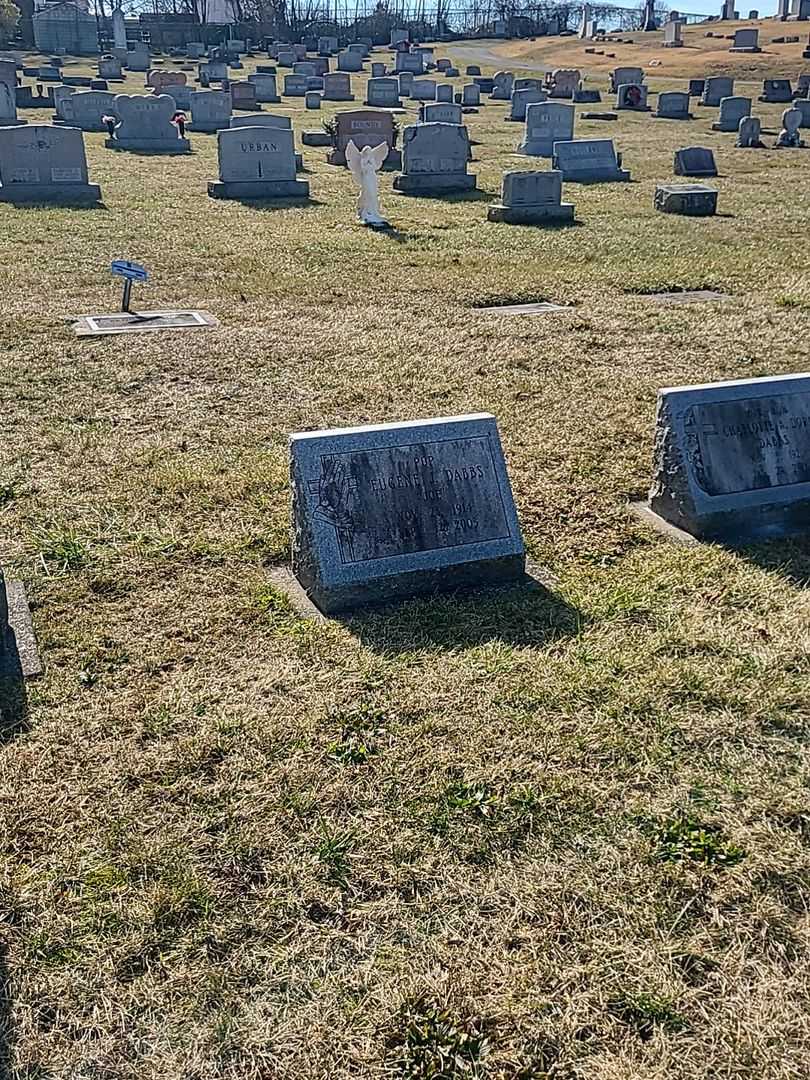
[{"x1": 283, "y1": 364, "x2": 810, "y2": 613}]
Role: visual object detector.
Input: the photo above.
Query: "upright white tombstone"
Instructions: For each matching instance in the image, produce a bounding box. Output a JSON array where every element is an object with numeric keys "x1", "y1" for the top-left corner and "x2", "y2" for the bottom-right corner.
[{"x1": 112, "y1": 4, "x2": 126, "y2": 50}]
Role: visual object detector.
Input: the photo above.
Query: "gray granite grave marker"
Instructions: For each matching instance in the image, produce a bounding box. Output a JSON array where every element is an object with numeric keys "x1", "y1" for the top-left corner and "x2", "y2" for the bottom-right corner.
[
  {"x1": 654, "y1": 183, "x2": 718, "y2": 215},
  {"x1": 107, "y1": 93, "x2": 190, "y2": 152},
  {"x1": 0, "y1": 124, "x2": 101, "y2": 203},
  {"x1": 393, "y1": 121, "x2": 475, "y2": 194},
  {"x1": 674, "y1": 145, "x2": 717, "y2": 176},
  {"x1": 487, "y1": 169, "x2": 574, "y2": 224},
  {"x1": 209, "y1": 125, "x2": 308, "y2": 199},
  {"x1": 552, "y1": 138, "x2": 630, "y2": 181},
  {"x1": 644, "y1": 373, "x2": 810, "y2": 541},
  {"x1": 189, "y1": 89, "x2": 232, "y2": 132},
  {"x1": 519, "y1": 101, "x2": 574, "y2": 157},
  {"x1": 712, "y1": 95, "x2": 751, "y2": 131},
  {"x1": 290, "y1": 413, "x2": 525, "y2": 612}
]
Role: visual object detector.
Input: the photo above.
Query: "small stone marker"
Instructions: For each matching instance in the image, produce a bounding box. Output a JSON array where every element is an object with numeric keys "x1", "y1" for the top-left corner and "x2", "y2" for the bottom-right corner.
[
  {"x1": 395, "y1": 51, "x2": 424, "y2": 75},
  {"x1": 664, "y1": 20, "x2": 684, "y2": 47},
  {"x1": 490, "y1": 71, "x2": 514, "y2": 100},
  {"x1": 701, "y1": 76, "x2": 734, "y2": 107},
  {"x1": 283, "y1": 73, "x2": 308, "y2": 97},
  {"x1": 327, "y1": 109, "x2": 400, "y2": 167},
  {"x1": 674, "y1": 145, "x2": 717, "y2": 177},
  {"x1": 655, "y1": 91, "x2": 691, "y2": 119},
  {"x1": 487, "y1": 169, "x2": 574, "y2": 224},
  {"x1": 519, "y1": 101, "x2": 574, "y2": 157},
  {"x1": 615, "y1": 83, "x2": 649, "y2": 110},
  {"x1": 248, "y1": 73, "x2": 280, "y2": 103},
  {"x1": 759, "y1": 78, "x2": 793, "y2": 103},
  {"x1": 712, "y1": 95, "x2": 751, "y2": 132},
  {"x1": 436, "y1": 84, "x2": 454, "y2": 103},
  {"x1": 736, "y1": 116, "x2": 763, "y2": 147},
  {"x1": 462, "y1": 84, "x2": 480, "y2": 107},
  {"x1": 107, "y1": 94, "x2": 190, "y2": 153},
  {"x1": 791, "y1": 99, "x2": 810, "y2": 128},
  {"x1": 61, "y1": 89, "x2": 117, "y2": 132},
  {"x1": 365, "y1": 77, "x2": 401, "y2": 108},
  {"x1": 775, "y1": 107, "x2": 804, "y2": 147},
  {"x1": 209, "y1": 126, "x2": 309, "y2": 200},
  {"x1": 189, "y1": 89, "x2": 232, "y2": 132},
  {"x1": 306, "y1": 91, "x2": 320, "y2": 109},
  {"x1": 552, "y1": 138, "x2": 630, "y2": 182},
  {"x1": 548, "y1": 68, "x2": 580, "y2": 98},
  {"x1": 337, "y1": 50, "x2": 363, "y2": 73},
  {"x1": 289, "y1": 413, "x2": 525, "y2": 613},
  {"x1": 99, "y1": 56, "x2": 123, "y2": 81},
  {"x1": 508, "y1": 87, "x2": 547, "y2": 121},
  {"x1": 421, "y1": 102, "x2": 462, "y2": 124},
  {"x1": 609, "y1": 66, "x2": 643, "y2": 91},
  {"x1": 643, "y1": 373, "x2": 810, "y2": 542},
  {"x1": 0, "y1": 567, "x2": 42, "y2": 682},
  {"x1": 654, "y1": 183, "x2": 718, "y2": 216},
  {"x1": 231, "y1": 81, "x2": 259, "y2": 110},
  {"x1": 0, "y1": 123, "x2": 100, "y2": 204},
  {"x1": 730, "y1": 28, "x2": 760, "y2": 52},
  {"x1": 398, "y1": 72, "x2": 415, "y2": 97},
  {"x1": 688, "y1": 79, "x2": 705, "y2": 97},
  {"x1": 394, "y1": 122, "x2": 475, "y2": 195},
  {"x1": 411, "y1": 79, "x2": 437, "y2": 101},
  {"x1": 322, "y1": 72, "x2": 354, "y2": 101},
  {"x1": 126, "y1": 46, "x2": 150, "y2": 73}
]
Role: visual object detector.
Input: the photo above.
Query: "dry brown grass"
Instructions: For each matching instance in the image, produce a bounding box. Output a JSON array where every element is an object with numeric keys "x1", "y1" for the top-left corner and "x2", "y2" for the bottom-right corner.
[
  {"x1": 476, "y1": 19, "x2": 810, "y2": 79},
  {"x1": 0, "y1": 41, "x2": 809, "y2": 1080}
]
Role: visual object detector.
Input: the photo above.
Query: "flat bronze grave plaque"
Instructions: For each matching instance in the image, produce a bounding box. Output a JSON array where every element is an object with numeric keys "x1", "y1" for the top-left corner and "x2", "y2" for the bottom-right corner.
[{"x1": 74, "y1": 310, "x2": 219, "y2": 336}]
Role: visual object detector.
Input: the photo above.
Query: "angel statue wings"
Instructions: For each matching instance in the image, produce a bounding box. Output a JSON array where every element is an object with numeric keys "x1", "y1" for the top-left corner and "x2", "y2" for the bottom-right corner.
[{"x1": 345, "y1": 139, "x2": 390, "y2": 228}]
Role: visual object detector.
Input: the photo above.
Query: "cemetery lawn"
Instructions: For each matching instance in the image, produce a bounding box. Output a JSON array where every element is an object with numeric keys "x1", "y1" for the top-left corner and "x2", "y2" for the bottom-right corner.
[{"x1": 1, "y1": 52, "x2": 810, "y2": 1080}]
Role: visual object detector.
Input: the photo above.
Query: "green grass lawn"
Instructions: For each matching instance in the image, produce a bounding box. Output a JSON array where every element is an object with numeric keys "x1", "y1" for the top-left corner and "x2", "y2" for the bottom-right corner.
[{"x1": 0, "y1": 46, "x2": 809, "y2": 1080}]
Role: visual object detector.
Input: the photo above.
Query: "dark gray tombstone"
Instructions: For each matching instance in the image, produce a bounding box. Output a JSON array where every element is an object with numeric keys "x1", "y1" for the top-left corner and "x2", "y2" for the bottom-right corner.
[
  {"x1": 644, "y1": 374, "x2": 810, "y2": 541},
  {"x1": 654, "y1": 183, "x2": 718, "y2": 216},
  {"x1": 289, "y1": 414, "x2": 525, "y2": 612},
  {"x1": 674, "y1": 145, "x2": 717, "y2": 177}
]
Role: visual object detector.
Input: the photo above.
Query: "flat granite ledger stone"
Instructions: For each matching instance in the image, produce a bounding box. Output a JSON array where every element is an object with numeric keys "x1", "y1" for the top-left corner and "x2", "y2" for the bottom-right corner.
[
  {"x1": 647, "y1": 373, "x2": 810, "y2": 542},
  {"x1": 290, "y1": 413, "x2": 525, "y2": 612},
  {"x1": 654, "y1": 182, "x2": 718, "y2": 216}
]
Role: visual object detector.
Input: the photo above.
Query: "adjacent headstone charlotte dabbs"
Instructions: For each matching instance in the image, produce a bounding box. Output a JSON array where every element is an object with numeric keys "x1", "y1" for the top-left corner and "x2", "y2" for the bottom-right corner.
[
  {"x1": 644, "y1": 373, "x2": 810, "y2": 542},
  {"x1": 290, "y1": 414, "x2": 525, "y2": 613}
]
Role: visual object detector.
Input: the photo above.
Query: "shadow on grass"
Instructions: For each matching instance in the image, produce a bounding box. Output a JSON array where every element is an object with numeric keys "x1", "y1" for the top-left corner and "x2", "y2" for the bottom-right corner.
[
  {"x1": 0, "y1": 941, "x2": 12, "y2": 1080},
  {"x1": 0, "y1": 577, "x2": 30, "y2": 745},
  {"x1": 740, "y1": 535, "x2": 810, "y2": 587},
  {"x1": 235, "y1": 198, "x2": 325, "y2": 211},
  {"x1": 343, "y1": 570, "x2": 583, "y2": 652}
]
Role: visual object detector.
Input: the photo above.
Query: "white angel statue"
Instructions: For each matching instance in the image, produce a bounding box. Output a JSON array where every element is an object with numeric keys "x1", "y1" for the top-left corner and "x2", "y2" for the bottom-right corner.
[{"x1": 345, "y1": 139, "x2": 390, "y2": 228}]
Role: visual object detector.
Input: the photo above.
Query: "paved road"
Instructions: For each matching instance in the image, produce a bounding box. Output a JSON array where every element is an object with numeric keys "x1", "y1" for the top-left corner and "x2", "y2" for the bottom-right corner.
[{"x1": 448, "y1": 40, "x2": 554, "y2": 74}]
